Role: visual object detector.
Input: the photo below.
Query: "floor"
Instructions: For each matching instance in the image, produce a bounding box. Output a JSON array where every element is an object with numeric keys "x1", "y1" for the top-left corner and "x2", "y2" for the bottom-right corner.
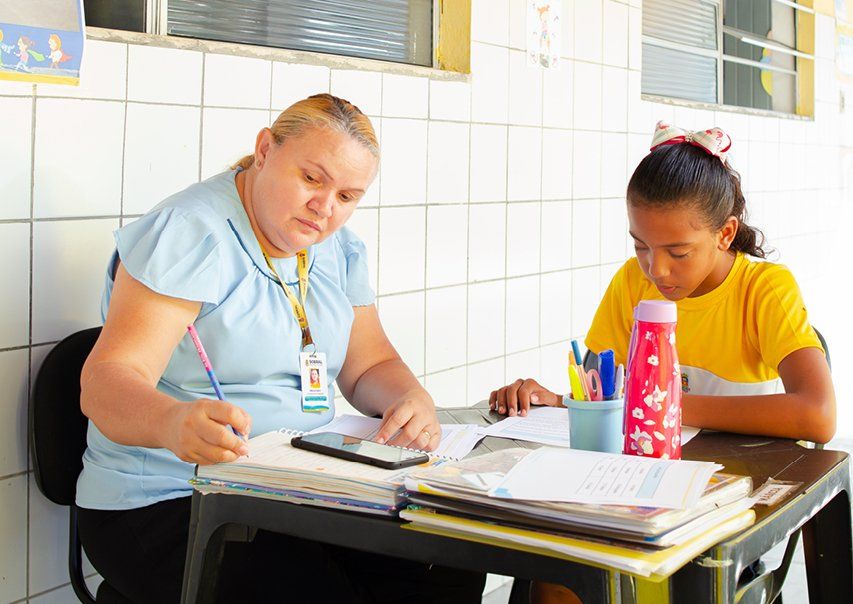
[{"x1": 482, "y1": 437, "x2": 853, "y2": 604}]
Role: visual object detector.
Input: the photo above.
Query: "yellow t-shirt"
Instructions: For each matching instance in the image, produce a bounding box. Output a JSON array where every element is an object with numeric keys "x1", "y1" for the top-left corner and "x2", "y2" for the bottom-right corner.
[{"x1": 585, "y1": 254, "x2": 822, "y2": 395}]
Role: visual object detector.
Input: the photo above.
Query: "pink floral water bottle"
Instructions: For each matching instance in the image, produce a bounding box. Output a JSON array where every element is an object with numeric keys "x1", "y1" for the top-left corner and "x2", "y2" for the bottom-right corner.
[{"x1": 623, "y1": 300, "x2": 682, "y2": 459}]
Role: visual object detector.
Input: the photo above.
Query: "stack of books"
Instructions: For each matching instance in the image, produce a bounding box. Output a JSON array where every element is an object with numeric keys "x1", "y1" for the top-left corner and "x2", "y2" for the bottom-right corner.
[
  {"x1": 192, "y1": 429, "x2": 419, "y2": 516},
  {"x1": 401, "y1": 448, "x2": 755, "y2": 577}
]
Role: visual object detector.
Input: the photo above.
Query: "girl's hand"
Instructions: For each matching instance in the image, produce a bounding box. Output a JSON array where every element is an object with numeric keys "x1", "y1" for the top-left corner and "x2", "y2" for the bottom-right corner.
[
  {"x1": 375, "y1": 389, "x2": 441, "y2": 452},
  {"x1": 489, "y1": 379, "x2": 561, "y2": 416},
  {"x1": 164, "y1": 400, "x2": 252, "y2": 465}
]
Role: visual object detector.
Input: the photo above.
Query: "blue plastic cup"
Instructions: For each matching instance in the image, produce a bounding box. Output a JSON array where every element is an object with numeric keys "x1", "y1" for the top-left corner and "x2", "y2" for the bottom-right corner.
[{"x1": 563, "y1": 394, "x2": 625, "y2": 454}]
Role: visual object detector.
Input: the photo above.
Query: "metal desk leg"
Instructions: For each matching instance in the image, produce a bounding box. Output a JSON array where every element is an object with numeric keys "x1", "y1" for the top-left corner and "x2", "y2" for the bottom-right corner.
[
  {"x1": 802, "y1": 489, "x2": 853, "y2": 604},
  {"x1": 180, "y1": 494, "x2": 230, "y2": 604}
]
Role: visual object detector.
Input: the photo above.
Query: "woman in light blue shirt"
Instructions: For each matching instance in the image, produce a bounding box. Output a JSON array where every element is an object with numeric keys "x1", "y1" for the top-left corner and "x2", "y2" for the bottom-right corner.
[{"x1": 76, "y1": 94, "x2": 485, "y2": 603}]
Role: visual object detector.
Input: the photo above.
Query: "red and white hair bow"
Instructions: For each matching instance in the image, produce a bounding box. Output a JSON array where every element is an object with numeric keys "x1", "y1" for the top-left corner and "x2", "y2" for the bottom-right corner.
[{"x1": 650, "y1": 121, "x2": 732, "y2": 163}]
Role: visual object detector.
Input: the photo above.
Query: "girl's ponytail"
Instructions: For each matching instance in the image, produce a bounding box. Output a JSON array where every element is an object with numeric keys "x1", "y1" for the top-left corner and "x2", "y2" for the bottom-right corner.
[{"x1": 726, "y1": 166, "x2": 767, "y2": 258}]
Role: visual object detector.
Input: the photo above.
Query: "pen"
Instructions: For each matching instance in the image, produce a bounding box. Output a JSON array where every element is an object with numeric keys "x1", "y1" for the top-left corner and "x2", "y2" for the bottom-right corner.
[
  {"x1": 186, "y1": 325, "x2": 245, "y2": 440},
  {"x1": 599, "y1": 349, "x2": 616, "y2": 399},
  {"x1": 571, "y1": 340, "x2": 583, "y2": 369}
]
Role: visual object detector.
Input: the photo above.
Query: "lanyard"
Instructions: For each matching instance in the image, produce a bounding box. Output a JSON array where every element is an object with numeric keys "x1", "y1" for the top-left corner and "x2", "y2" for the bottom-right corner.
[{"x1": 262, "y1": 248, "x2": 314, "y2": 350}]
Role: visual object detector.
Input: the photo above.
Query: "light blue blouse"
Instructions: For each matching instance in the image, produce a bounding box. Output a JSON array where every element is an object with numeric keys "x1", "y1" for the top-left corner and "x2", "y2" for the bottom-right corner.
[{"x1": 76, "y1": 170, "x2": 375, "y2": 510}]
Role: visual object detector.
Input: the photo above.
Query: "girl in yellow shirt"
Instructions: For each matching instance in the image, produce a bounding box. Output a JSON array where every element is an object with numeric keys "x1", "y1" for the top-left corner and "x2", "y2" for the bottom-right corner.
[{"x1": 491, "y1": 122, "x2": 835, "y2": 445}]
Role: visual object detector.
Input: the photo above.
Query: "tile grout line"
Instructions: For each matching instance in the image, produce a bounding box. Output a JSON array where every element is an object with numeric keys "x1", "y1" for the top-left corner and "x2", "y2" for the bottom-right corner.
[{"x1": 26, "y1": 81, "x2": 37, "y2": 602}]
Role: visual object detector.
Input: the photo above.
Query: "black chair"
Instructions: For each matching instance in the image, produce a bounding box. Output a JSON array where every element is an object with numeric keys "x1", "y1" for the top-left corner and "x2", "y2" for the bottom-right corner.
[{"x1": 29, "y1": 326, "x2": 128, "y2": 603}]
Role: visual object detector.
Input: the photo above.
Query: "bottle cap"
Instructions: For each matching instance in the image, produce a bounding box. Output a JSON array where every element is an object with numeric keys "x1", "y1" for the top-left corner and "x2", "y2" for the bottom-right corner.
[{"x1": 635, "y1": 300, "x2": 677, "y2": 323}]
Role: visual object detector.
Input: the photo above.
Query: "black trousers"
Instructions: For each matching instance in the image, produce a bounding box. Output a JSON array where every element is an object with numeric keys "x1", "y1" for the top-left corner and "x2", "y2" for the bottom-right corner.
[{"x1": 79, "y1": 497, "x2": 485, "y2": 604}]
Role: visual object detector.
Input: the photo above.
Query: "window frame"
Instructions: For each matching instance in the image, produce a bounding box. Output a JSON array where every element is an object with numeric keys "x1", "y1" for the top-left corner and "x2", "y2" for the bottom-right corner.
[{"x1": 641, "y1": 0, "x2": 817, "y2": 117}]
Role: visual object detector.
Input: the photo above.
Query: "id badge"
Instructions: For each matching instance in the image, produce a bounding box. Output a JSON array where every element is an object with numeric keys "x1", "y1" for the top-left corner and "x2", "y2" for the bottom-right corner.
[{"x1": 300, "y1": 351, "x2": 330, "y2": 413}]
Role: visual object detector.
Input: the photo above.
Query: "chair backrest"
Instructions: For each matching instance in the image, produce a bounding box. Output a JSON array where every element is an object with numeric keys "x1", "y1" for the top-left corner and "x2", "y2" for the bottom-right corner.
[{"x1": 29, "y1": 327, "x2": 102, "y2": 506}]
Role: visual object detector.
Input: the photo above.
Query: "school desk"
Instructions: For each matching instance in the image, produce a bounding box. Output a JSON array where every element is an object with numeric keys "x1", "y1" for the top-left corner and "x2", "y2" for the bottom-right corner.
[{"x1": 180, "y1": 404, "x2": 851, "y2": 603}]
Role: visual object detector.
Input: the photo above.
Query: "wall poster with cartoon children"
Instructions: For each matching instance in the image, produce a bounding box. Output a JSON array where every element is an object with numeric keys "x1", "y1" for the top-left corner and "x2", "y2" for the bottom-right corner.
[
  {"x1": 526, "y1": 0, "x2": 561, "y2": 68},
  {"x1": 0, "y1": 1, "x2": 85, "y2": 85}
]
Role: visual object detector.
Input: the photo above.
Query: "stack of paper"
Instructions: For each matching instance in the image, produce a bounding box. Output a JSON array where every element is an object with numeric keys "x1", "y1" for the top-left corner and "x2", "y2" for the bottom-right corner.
[{"x1": 402, "y1": 447, "x2": 754, "y2": 577}]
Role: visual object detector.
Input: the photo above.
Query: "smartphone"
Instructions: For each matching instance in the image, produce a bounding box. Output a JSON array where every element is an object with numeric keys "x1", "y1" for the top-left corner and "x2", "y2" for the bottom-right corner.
[{"x1": 290, "y1": 432, "x2": 430, "y2": 469}]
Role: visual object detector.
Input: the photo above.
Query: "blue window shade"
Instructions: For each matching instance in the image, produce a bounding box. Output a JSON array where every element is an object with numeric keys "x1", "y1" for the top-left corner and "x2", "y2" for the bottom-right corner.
[{"x1": 168, "y1": 0, "x2": 433, "y2": 66}]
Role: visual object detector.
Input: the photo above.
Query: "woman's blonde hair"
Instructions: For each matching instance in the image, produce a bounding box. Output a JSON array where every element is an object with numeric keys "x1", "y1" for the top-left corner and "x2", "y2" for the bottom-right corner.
[{"x1": 233, "y1": 93, "x2": 379, "y2": 170}]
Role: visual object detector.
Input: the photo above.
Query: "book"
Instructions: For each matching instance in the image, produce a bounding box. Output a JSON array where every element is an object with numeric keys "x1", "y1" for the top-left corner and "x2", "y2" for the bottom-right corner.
[
  {"x1": 193, "y1": 429, "x2": 430, "y2": 515},
  {"x1": 404, "y1": 448, "x2": 752, "y2": 544},
  {"x1": 400, "y1": 506, "x2": 755, "y2": 579}
]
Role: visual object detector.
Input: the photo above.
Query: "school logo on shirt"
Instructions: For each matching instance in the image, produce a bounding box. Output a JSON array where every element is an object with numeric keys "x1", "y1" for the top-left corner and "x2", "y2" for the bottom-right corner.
[{"x1": 681, "y1": 372, "x2": 690, "y2": 393}]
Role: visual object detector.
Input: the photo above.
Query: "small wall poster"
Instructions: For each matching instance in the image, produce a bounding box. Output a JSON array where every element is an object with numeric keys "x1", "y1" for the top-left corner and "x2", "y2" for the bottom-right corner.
[
  {"x1": 527, "y1": 0, "x2": 561, "y2": 68},
  {"x1": 0, "y1": 0, "x2": 85, "y2": 86}
]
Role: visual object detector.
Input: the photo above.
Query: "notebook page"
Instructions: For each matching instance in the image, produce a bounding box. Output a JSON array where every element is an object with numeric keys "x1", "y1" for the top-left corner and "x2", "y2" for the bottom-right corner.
[{"x1": 478, "y1": 407, "x2": 570, "y2": 447}]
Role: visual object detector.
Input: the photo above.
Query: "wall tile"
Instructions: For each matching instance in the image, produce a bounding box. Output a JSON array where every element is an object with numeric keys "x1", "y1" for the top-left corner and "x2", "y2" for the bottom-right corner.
[
  {"x1": 127, "y1": 46, "x2": 202, "y2": 105},
  {"x1": 271, "y1": 62, "x2": 330, "y2": 110},
  {"x1": 601, "y1": 132, "x2": 627, "y2": 198},
  {"x1": 425, "y1": 366, "x2": 468, "y2": 407},
  {"x1": 0, "y1": 224, "x2": 29, "y2": 350},
  {"x1": 468, "y1": 280, "x2": 505, "y2": 363},
  {"x1": 543, "y1": 60, "x2": 573, "y2": 129},
  {"x1": 123, "y1": 103, "x2": 201, "y2": 215},
  {"x1": 601, "y1": 66, "x2": 628, "y2": 132},
  {"x1": 506, "y1": 203, "x2": 541, "y2": 277},
  {"x1": 0, "y1": 79, "x2": 34, "y2": 96},
  {"x1": 426, "y1": 205, "x2": 468, "y2": 288},
  {"x1": 378, "y1": 207, "x2": 425, "y2": 294},
  {"x1": 470, "y1": 43, "x2": 509, "y2": 124},
  {"x1": 380, "y1": 118, "x2": 427, "y2": 205},
  {"x1": 508, "y1": 50, "x2": 542, "y2": 127},
  {"x1": 505, "y1": 349, "x2": 540, "y2": 385},
  {"x1": 469, "y1": 204, "x2": 507, "y2": 282},
  {"x1": 330, "y1": 69, "x2": 382, "y2": 116},
  {"x1": 34, "y1": 99, "x2": 124, "y2": 218},
  {"x1": 603, "y1": 1, "x2": 629, "y2": 68},
  {"x1": 32, "y1": 219, "x2": 119, "y2": 343},
  {"x1": 0, "y1": 350, "x2": 28, "y2": 477},
  {"x1": 507, "y1": 127, "x2": 542, "y2": 201},
  {"x1": 344, "y1": 208, "x2": 379, "y2": 294},
  {"x1": 506, "y1": 275, "x2": 540, "y2": 353},
  {"x1": 572, "y1": 266, "x2": 600, "y2": 337},
  {"x1": 573, "y1": 0, "x2": 602, "y2": 64},
  {"x1": 468, "y1": 357, "x2": 505, "y2": 406},
  {"x1": 542, "y1": 129, "x2": 573, "y2": 200},
  {"x1": 378, "y1": 292, "x2": 425, "y2": 376},
  {"x1": 429, "y1": 79, "x2": 471, "y2": 122},
  {"x1": 470, "y1": 124, "x2": 508, "y2": 203},
  {"x1": 361, "y1": 119, "x2": 381, "y2": 207},
  {"x1": 540, "y1": 341, "x2": 571, "y2": 396},
  {"x1": 37, "y1": 40, "x2": 127, "y2": 100},
  {"x1": 572, "y1": 130, "x2": 601, "y2": 198},
  {"x1": 200, "y1": 107, "x2": 269, "y2": 179},
  {"x1": 627, "y1": 70, "x2": 651, "y2": 134},
  {"x1": 540, "y1": 201, "x2": 572, "y2": 272},
  {"x1": 382, "y1": 74, "x2": 428, "y2": 118},
  {"x1": 0, "y1": 475, "x2": 26, "y2": 603},
  {"x1": 426, "y1": 286, "x2": 467, "y2": 373},
  {"x1": 541, "y1": 270, "x2": 572, "y2": 345},
  {"x1": 572, "y1": 198, "x2": 601, "y2": 268},
  {"x1": 600, "y1": 197, "x2": 629, "y2": 264},
  {"x1": 0, "y1": 97, "x2": 32, "y2": 220},
  {"x1": 508, "y1": 0, "x2": 528, "y2": 51},
  {"x1": 558, "y1": 0, "x2": 576, "y2": 58},
  {"x1": 427, "y1": 121, "x2": 469, "y2": 204},
  {"x1": 204, "y1": 54, "x2": 271, "y2": 109},
  {"x1": 472, "y1": 0, "x2": 510, "y2": 45},
  {"x1": 628, "y1": 6, "x2": 642, "y2": 70},
  {"x1": 28, "y1": 481, "x2": 69, "y2": 595},
  {"x1": 573, "y1": 62, "x2": 602, "y2": 130}
]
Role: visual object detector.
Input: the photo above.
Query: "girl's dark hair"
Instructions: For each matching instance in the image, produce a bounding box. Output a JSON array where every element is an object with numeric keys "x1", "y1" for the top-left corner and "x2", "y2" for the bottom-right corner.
[{"x1": 626, "y1": 143, "x2": 766, "y2": 258}]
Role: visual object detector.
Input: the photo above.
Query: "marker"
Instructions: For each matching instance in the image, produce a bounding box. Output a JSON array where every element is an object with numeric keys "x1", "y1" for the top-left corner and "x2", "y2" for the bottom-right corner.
[
  {"x1": 569, "y1": 365, "x2": 586, "y2": 401},
  {"x1": 599, "y1": 349, "x2": 616, "y2": 399},
  {"x1": 187, "y1": 325, "x2": 245, "y2": 441}
]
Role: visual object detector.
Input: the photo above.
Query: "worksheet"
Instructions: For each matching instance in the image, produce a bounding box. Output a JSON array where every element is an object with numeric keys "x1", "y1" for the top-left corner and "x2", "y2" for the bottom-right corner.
[{"x1": 477, "y1": 407, "x2": 570, "y2": 447}]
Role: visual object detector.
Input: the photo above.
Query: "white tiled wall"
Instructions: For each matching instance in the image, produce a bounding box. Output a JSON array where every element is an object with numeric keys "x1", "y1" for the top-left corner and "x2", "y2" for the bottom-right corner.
[{"x1": 3, "y1": 1, "x2": 852, "y2": 601}]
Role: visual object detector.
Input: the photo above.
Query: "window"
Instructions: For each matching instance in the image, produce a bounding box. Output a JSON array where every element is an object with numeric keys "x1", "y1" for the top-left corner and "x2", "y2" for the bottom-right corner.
[
  {"x1": 85, "y1": 0, "x2": 434, "y2": 67},
  {"x1": 641, "y1": 0, "x2": 814, "y2": 114}
]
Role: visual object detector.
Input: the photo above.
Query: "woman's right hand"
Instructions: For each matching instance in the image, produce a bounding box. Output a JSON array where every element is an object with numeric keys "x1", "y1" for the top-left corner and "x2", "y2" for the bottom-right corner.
[
  {"x1": 164, "y1": 400, "x2": 252, "y2": 465},
  {"x1": 489, "y1": 379, "x2": 561, "y2": 417}
]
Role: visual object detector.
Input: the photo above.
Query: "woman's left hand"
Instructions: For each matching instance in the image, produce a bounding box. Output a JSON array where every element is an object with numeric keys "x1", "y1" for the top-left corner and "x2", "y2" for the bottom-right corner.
[{"x1": 374, "y1": 389, "x2": 441, "y2": 451}]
